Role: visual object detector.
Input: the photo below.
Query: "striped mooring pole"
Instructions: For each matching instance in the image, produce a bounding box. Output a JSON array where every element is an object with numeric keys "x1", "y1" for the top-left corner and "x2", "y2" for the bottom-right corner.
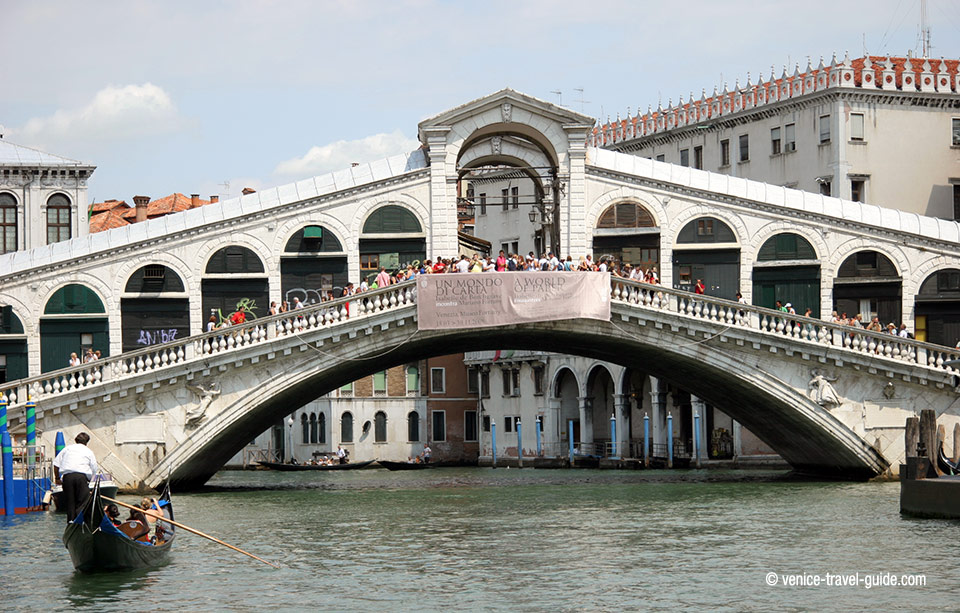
[
  {"x1": 55, "y1": 432, "x2": 65, "y2": 457},
  {"x1": 0, "y1": 395, "x2": 7, "y2": 433},
  {"x1": 26, "y1": 399, "x2": 36, "y2": 466},
  {"x1": 2, "y1": 430, "x2": 13, "y2": 516}
]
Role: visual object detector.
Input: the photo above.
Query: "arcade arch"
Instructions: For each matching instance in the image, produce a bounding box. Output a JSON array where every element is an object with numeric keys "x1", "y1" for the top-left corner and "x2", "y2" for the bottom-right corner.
[
  {"x1": 914, "y1": 268, "x2": 960, "y2": 346},
  {"x1": 359, "y1": 205, "x2": 425, "y2": 281},
  {"x1": 833, "y1": 250, "x2": 901, "y2": 326},
  {"x1": 202, "y1": 246, "x2": 269, "y2": 324},
  {"x1": 751, "y1": 233, "x2": 821, "y2": 317},
  {"x1": 0, "y1": 306, "x2": 26, "y2": 383},
  {"x1": 673, "y1": 216, "x2": 740, "y2": 299},
  {"x1": 120, "y1": 265, "x2": 190, "y2": 352},
  {"x1": 281, "y1": 224, "x2": 348, "y2": 306},
  {"x1": 40, "y1": 284, "x2": 108, "y2": 373},
  {"x1": 592, "y1": 199, "x2": 660, "y2": 272}
]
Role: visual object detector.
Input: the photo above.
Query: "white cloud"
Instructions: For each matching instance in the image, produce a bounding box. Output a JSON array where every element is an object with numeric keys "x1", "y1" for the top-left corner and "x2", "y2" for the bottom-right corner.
[
  {"x1": 273, "y1": 131, "x2": 420, "y2": 178},
  {"x1": 13, "y1": 83, "x2": 181, "y2": 147}
]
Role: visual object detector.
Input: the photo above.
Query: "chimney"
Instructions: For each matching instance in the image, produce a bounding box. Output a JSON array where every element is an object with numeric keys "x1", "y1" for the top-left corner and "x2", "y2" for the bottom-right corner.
[
  {"x1": 132, "y1": 195, "x2": 150, "y2": 223},
  {"x1": 210, "y1": 195, "x2": 219, "y2": 203},
  {"x1": 191, "y1": 193, "x2": 200, "y2": 209},
  {"x1": 241, "y1": 187, "x2": 256, "y2": 195}
]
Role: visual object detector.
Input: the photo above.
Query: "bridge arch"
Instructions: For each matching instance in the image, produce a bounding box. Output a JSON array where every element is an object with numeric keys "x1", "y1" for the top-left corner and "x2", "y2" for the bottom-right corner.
[
  {"x1": 450, "y1": 121, "x2": 562, "y2": 170},
  {"x1": 147, "y1": 311, "x2": 887, "y2": 489}
]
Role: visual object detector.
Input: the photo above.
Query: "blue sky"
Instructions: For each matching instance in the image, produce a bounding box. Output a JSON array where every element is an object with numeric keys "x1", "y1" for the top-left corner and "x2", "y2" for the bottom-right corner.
[{"x1": 3, "y1": 0, "x2": 959, "y2": 203}]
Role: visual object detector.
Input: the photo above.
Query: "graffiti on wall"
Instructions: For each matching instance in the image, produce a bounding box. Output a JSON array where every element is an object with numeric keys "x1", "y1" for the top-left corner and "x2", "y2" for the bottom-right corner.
[
  {"x1": 136, "y1": 328, "x2": 180, "y2": 346},
  {"x1": 214, "y1": 297, "x2": 258, "y2": 326}
]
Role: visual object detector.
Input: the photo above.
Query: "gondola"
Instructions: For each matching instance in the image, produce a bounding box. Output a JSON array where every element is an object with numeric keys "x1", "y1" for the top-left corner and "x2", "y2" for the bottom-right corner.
[
  {"x1": 937, "y1": 441, "x2": 960, "y2": 476},
  {"x1": 378, "y1": 460, "x2": 436, "y2": 471},
  {"x1": 258, "y1": 459, "x2": 378, "y2": 471},
  {"x1": 63, "y1": 480, "x2": 176, "y2": 572}
]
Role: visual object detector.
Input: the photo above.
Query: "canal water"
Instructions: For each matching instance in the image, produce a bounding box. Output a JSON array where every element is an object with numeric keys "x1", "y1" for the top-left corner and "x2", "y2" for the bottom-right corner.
[{"x1": 2, "y1": 468, "x2": 957, "y2": 611}]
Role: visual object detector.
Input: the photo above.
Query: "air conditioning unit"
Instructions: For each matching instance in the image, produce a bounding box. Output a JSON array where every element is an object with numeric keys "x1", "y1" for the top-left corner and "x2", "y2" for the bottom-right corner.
[
  {"x1": 786, "y1": 142, "x2": 796, "y2": 152},
  {"x1": 513, "y1": 387, "x2": 521, "y2": 396}
]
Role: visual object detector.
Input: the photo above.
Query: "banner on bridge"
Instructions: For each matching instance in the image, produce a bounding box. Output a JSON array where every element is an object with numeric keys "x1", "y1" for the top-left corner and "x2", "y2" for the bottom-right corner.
[{"x1": 416, "y1": 272, "x2": 610, "y2": 330}]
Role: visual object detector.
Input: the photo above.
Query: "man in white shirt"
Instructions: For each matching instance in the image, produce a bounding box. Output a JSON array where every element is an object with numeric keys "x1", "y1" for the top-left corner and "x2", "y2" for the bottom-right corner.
[{"x1": 53, "y1": 432, "x2": 99, "y2": 521}]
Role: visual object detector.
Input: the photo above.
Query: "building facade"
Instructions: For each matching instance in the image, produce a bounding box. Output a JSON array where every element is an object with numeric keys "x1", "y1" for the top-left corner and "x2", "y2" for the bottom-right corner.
[{"x1": 593, "y1": 55, "x2": 960, "y2": 219}]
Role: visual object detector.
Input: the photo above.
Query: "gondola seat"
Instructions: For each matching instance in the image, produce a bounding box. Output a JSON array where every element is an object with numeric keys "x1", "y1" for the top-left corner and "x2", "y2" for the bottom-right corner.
[{"x1": 118, "y1": 520, "x2": 151, "y2": 542}]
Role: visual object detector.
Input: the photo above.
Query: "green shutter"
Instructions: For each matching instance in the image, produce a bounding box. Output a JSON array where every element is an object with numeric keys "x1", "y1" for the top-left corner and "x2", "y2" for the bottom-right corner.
[{"x1": 303, "y1": 225, "x2": 323, "y2": 239}]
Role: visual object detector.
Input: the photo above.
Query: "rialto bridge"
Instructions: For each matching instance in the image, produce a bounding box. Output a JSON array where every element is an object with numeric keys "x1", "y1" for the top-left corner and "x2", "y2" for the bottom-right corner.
[{"x1": 2, "y1": 89, "x2": 960, "y2": 487}]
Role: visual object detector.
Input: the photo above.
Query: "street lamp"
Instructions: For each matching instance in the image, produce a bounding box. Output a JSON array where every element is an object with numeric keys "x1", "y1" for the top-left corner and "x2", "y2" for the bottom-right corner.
[{"x1": 287, "y1": 415, "x2": 295, "y2": 464}]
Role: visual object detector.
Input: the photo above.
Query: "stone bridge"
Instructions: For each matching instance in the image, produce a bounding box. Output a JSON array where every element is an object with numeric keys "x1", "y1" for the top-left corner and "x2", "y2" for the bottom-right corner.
[{"x1": 4, "y1": 276, "x2": 960, "y2": 489}]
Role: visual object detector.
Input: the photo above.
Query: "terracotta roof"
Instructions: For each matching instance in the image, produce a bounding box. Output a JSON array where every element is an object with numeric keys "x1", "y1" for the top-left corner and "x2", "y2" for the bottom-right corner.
[
  {"x1": 119, "y1": 193, "x2": 211, "y2": 220},
  {"x1": 90, "y1": 199, "x2": 129, "y2": 214},
  {"x1": 89, "y1": 209, "x2": 131, "y2": 233}
]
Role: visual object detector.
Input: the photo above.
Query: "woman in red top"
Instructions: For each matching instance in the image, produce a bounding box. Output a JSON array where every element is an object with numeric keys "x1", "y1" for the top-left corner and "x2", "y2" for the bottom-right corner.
[{"x1": 694, "y1": 279, "x2": 705, "y2": 294}]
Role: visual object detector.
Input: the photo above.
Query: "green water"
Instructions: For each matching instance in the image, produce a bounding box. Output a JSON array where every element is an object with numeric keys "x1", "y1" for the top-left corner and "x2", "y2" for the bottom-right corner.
[{"x1": 1, "y1": 468, "x2": 957, "y2": 611}]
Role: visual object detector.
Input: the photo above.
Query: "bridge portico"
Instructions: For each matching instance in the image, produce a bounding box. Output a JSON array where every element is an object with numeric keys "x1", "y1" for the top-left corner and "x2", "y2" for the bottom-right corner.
[{"x1": 2, "y1": 88, "x2": 960, "y2": 487}]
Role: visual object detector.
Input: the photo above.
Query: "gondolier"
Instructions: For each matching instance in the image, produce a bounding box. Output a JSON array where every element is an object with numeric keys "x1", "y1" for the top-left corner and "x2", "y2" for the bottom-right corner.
[{"x1": 53, "y1": 432, "x2": 98, "y2": 522}]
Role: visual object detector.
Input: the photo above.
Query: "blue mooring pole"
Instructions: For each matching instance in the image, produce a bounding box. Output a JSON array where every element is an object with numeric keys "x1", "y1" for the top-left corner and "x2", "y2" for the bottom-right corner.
[
  {"x1": 643, "y1": 413, "x2": 650, "y2": 467},
  {"x1": 568, "y1": 419, "x2": 575, "y2": 466},
  {"x1": 694, "y1": 410, "x2": 702, "y2": 469},
  {"x1": 2, "y1": 430, "x2": 13, "y2": 516},
  {"x1": 609, "y1": 413, "x2": 617, "y2": 459},
  {"x1": 55, "y1": 431, "x2": 65, "y2": 457},
  {"x1": 516, "y1": 419, "x2": 522, "y2": 468},
  {"x1": 667, "y1": 412, "x2": 674, "y2": 469},
  {"x1": 491, "y1": 421, "x2": 497, "y2": 468},
  {"x1": 26, "y1": 399, "x2": 36, "y2": 467},
  {"x1": 535, "y1": 417, "x2": 542, "y2": 457}
]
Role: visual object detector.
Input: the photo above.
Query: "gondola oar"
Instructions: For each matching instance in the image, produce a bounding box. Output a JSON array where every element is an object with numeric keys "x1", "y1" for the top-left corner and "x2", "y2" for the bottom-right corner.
[{"x1": 102, "y1": 495, "x2": 280, "y2": 569}]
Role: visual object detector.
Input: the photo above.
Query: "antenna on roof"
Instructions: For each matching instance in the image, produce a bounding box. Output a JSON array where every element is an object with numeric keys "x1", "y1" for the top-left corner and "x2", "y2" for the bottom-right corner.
[
  {"x1": 550, "y1": 90, "x2": 562, "y2": 106},
  {"x1": 920, "y1": 0, "x2": 931, "y2": 57},
  {"x1": 219, "y1": 180, "x2": 230, "y2": 200},
  {"x1": 573, "y1": 87, "x2": 589, "y2": 113}
]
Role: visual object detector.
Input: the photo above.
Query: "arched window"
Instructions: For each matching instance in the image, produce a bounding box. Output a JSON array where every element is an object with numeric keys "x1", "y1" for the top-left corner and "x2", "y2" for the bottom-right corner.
[
  {"x1": 341, "y1": 412, "x2": 354, "y2": 443},
  {"x1": 596, "y1": 201, "x2": 656, "y2": 229},
  {"x1": 375, "y1": 411, "x2": 387, "y2": 443},
  {"x1": 406, "y1": 366, "x2": 419, "y2": 395},
  {"x1": 44, "y1": 284, "x2": 105, "y2": 314},
  {"x1": 284, "y1": 225, "x2": 343, "y2": 252},
  {"x1": 318, "y1": 413, "x2": 326, "y2": 444},
  {"x1": 300, "y1": 414, "x2": 309, "y2": 444},
  {"x1": 309, "y1": 413, "x2": 318, "y2": 444},
  {"x1": 0, "y1": 192, "x2": 17, "y2": 254},
  {"x1": 125, "y1": 264, "x2": 185, "y2": 293},
  {"x1": 204, "y1": 245, "x2": 265, "y2": 274},
  {"x1": 407, "y1": 411, "x2": 420, "y2": 442},
  {"x1": 918, "y1": 269, "x2": 960, "y2": 298},
  {"x1": 362, "y1": 205, "x2": 422, "y2": 234},
  {"x1": 837, "y1": 251, "x2": 898, "y2": 278},
  {"x1": 46, "y1": 194, "x2": 71, "y2": 244},
  {"x1": 676, "y1": 217, "x2": 737, "y2": 244},
  {"x1": 757, "y1": 233, "x2": 816, "y2": 261}
]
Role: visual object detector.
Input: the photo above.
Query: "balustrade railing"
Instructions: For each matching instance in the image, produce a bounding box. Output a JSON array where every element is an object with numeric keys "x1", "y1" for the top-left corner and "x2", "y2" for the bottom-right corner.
[
  {"x1": 0, "y1": 281, "x2": 417, "y2": 410},
  {"x1": 2, "y1": 272, "x2": 958, "y2": 416},
  {"x1": 609, "y1": 277, "x2": 960, "y2": 373}
]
